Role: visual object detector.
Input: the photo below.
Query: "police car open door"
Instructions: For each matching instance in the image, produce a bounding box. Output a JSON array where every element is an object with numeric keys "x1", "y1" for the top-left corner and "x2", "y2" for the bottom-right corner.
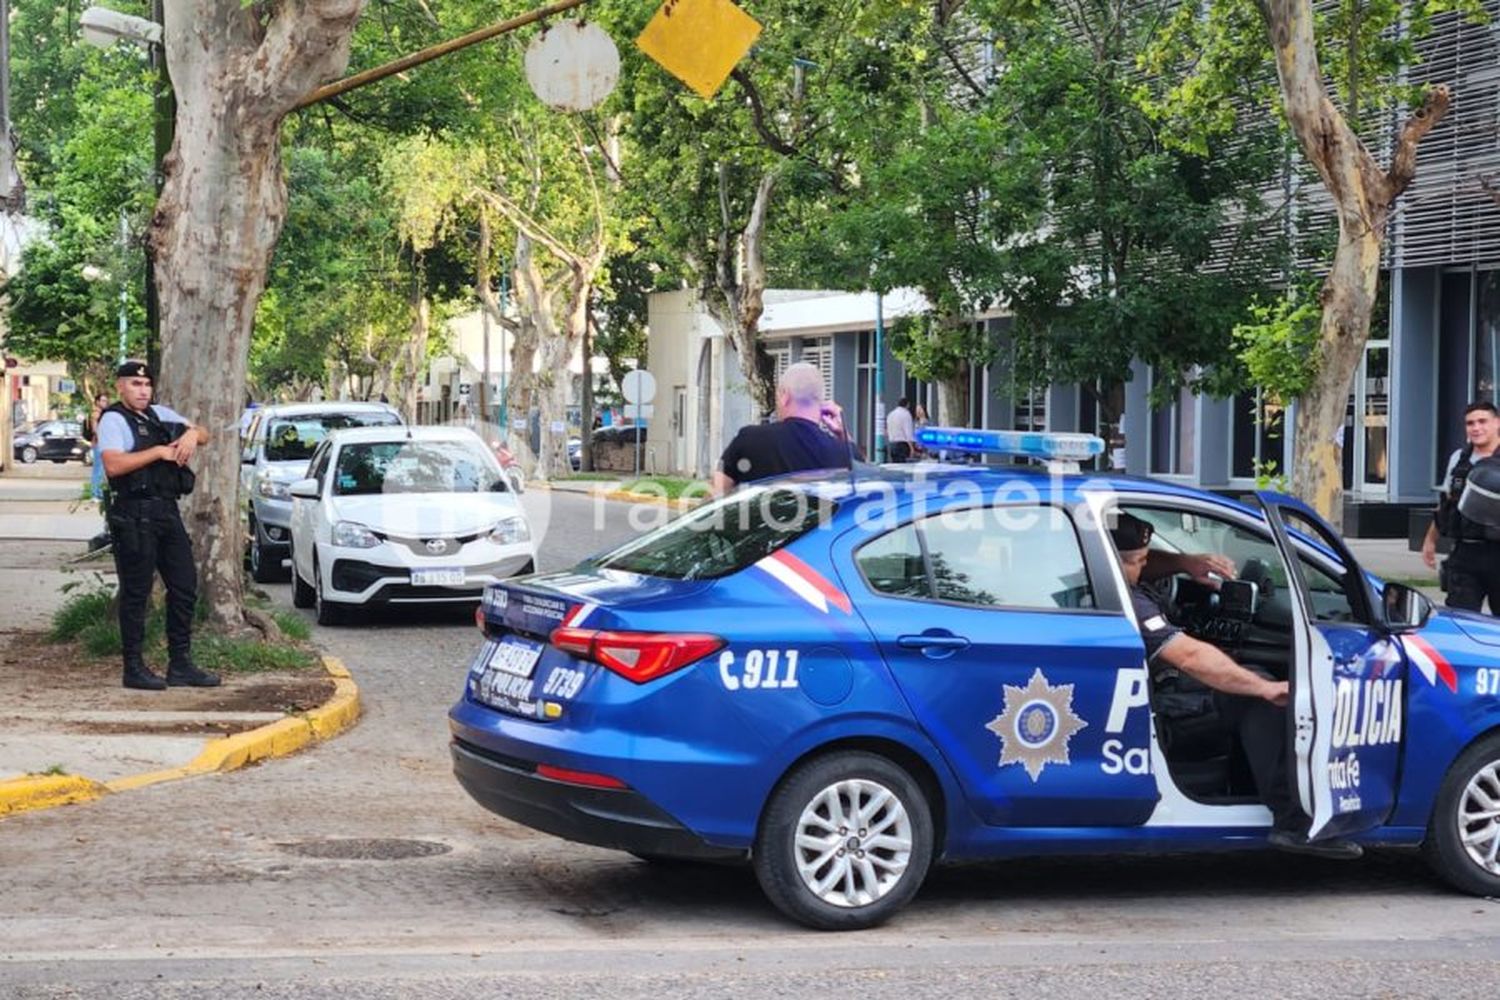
[{"x1": 1255, "y1": 491, "x2": 1406, "y2": 841}]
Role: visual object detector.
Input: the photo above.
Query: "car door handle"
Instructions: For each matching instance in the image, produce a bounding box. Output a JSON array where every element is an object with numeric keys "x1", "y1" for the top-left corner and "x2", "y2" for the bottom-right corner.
[{"x1": 897, "y1": 631, "x2": 971, "y2": 654}]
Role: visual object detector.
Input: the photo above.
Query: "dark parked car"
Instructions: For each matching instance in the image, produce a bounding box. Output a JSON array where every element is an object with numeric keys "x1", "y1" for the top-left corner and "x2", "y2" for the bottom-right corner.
[{"x1": 12, "y1": 420, "x2": 90, "y2": 465}]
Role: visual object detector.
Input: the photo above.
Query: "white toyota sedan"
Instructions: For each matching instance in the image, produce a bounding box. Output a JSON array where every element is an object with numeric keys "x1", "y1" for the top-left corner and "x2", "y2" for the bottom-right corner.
[{"x1": 287, "y1": 426, "x2": 536, "y2": 625}]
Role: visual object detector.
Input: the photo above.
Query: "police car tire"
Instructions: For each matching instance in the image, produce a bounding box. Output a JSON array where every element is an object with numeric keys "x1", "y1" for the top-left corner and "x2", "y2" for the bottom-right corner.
[
  {"x1": 1423, "y1": 733, "x2": 1500, "y2": 897},
  {"x1": 19, "y1": 446, "x2": 36, "y2": 464},
  {"x1": 753, "y1": 751, "x2": 933, "y2": 931}
]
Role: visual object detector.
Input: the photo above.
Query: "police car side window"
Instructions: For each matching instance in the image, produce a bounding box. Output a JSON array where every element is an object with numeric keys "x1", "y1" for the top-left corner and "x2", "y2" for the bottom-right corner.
[
  {"x1": 857, "y1": 507, "x2": 1094, "y2": 610},
  {"x1": 855, "y1": 525, "x2": 929, "y2": 598},
  {"x1": 921, "y1": 507, "x2": 1094, "y2": 611}
]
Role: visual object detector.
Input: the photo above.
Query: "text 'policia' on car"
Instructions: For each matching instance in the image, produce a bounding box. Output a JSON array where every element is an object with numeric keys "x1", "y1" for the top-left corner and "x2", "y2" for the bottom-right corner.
[{"x1": 447, "y1": 429, "x2": 1500, "y2": 930}]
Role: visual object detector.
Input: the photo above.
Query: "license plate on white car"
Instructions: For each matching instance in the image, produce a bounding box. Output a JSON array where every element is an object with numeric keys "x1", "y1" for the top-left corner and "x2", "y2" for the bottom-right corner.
[{"x1": 411, "y1": 567, "x2": 466, "y2": 586}]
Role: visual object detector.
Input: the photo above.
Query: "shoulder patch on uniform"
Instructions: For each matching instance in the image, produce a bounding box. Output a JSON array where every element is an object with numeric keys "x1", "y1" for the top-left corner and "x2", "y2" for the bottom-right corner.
[{"x1": 1142, "y1": 615, "x2": 1168, "y2": 631}]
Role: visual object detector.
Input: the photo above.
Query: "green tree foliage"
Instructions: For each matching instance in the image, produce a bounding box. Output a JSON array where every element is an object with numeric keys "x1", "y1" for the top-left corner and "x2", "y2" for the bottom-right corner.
[{"x1": 3, "y1": 64, "x2": 154, "y2": 386}]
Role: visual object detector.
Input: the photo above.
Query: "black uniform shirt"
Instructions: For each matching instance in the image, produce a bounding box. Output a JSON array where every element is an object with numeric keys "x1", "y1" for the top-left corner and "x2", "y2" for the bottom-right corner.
[
  {"x1": 718, "y1": 417, "x2": 852, "y2": 487},
  {"x1": 1131, "y1": 586, "x2": 1184, "y2": 672}
]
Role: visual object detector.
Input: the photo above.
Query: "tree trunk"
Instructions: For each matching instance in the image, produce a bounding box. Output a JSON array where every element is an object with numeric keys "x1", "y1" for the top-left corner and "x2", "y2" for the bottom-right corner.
[
  {"x1": 938, "y1": 367, "x2": 970, "y2": 428},
  {"x1": 711, "y1": 167, "x2": 778, "y2": 418},
  {"x1": 396, "y1": 274, "x2": 429, "y2": 424},
  {"x1": 507, "y1": 233, "x2": 545, "y2": 473},
  {"x1": 1257, "y1": 0, "x2": 1448, "y2": 525},
  {"x1": 153, "y1": 2, "x2": 363, "y2": 630}
]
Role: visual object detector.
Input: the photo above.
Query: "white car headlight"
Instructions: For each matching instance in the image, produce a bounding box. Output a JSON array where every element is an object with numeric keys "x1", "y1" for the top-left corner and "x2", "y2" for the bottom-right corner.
[
  {"x1": 489, "y1": 516, "x2": 530, "y2": 545},
  {"x1": 256, "y1": 475, "x2": 291, "y2": 500},
  {"x1": 331, "y1": 520, "x2": 381, "y2": 549}
]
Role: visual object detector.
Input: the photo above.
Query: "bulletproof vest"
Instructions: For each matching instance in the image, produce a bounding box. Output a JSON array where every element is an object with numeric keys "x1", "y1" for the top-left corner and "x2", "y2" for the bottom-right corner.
[
  {"x1": 1437, "y1": 446, "x2": 1499, "y2": 540},
  {"x1": 104, "y1": 402, "x2": 189, "y2": 500}
]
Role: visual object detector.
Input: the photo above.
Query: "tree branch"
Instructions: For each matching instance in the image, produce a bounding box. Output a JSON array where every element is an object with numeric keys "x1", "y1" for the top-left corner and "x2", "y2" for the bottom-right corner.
[
  {"x1": 1384, "y1": 84, "x2": 1452, "y2": 200},
  {"x1": 477, "y1": 190, "x2": 580, "y2": 271},
  {"x1": 730, "y1": 68, "x2": 798, "y2": 156}
]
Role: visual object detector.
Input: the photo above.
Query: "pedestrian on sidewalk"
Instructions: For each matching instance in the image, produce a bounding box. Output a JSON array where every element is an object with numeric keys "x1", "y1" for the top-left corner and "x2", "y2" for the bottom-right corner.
[
  {"x1": 96, "y1": 361, "x2": 220, "y2": 690},
  {"x1": 711, "y1": 362, "x2": 858, "y2": 495},
  {"x1": 1422, "y1": 400, "x2": 1500, "y2": 613},
  {"x1": 82, "y1": 392, "x2": 113, "y2": 550},
  {"x1": 886, "y1": 397, "x2": 916, "y2": 463}
]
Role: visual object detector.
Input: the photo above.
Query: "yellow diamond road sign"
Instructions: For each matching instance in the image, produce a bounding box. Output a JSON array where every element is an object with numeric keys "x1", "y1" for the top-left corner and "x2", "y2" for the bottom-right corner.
[{"x1": 636, "y1": 0, "x2": 763, "y2": 101}]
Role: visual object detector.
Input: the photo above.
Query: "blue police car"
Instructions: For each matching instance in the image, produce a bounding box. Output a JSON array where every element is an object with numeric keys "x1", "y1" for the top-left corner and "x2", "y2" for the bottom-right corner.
[{"x1": 449, "y1": 430, "x2": 1500, "y2": 930}]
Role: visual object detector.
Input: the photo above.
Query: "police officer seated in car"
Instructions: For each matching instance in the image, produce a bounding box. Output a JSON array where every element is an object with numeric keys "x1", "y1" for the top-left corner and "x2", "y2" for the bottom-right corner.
[
  {"x1": 1422, "y1": 401, "x2": 1500, "y2": 613},
  {"x1": 96, "y1": 361, "x2": 219, "y2": 691},
  {"x1": 1110, "y1": 512, "x2": 1362, "y2": 859}
]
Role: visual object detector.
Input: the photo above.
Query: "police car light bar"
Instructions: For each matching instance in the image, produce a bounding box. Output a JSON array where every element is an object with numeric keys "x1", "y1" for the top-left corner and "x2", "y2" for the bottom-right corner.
[{"x1": 915, "y1": 427, "x2": 1105, "y2": 462}]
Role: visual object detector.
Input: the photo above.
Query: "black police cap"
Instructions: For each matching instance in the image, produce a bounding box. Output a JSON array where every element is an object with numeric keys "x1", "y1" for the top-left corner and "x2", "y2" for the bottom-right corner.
[
  {"x1": 116, "y1": 360, "x2": 152, "y2": 380},
  {"x1": 1109, "y1": 511, "x2": 1154, "y2": 552}
]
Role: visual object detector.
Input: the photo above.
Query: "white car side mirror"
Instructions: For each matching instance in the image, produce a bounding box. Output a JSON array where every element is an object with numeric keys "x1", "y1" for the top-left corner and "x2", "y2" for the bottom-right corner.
[{"x1": 288, "y1": 478, "x2": 321, "y2": 500}]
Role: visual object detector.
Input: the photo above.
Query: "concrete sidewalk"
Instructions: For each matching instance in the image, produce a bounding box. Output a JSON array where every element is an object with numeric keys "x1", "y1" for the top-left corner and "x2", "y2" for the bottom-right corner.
[{"x1": 0, "y1": 531, "x2": 360, "y2": 818}]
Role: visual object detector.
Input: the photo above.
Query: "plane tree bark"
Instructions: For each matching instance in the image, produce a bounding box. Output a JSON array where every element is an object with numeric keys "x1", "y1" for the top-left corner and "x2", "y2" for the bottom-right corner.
[
  {"x1": 152, "y1": 0, "x2": 364, "y2": 630},
  {"x1": 1256, "y1": 0, "x2": 1448, "y2": 524}
]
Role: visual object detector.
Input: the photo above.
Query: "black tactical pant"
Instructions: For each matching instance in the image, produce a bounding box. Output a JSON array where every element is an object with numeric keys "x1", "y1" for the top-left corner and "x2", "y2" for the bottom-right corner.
[
  {"x1": 1214, "y1": 692, "x2": 1303, "y2": 833},
  {"x1": 109, "y1": 496, "x2": 196, "y2": 663},
  {"x1": 1443, "y1": 540, "x2": 1500, "y2": 614}
]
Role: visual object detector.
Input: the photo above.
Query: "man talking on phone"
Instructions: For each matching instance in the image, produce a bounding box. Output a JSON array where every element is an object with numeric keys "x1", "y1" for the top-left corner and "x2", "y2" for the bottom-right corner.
[{"x1": 711, "y1": 362, "x2": 858, "y2": 496}]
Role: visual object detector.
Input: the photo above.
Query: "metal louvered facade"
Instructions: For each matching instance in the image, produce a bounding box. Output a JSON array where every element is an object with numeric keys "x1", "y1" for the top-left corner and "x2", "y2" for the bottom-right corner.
[{"x1": 1391, "y1": 5, "x2": 1500, "y2": 269}]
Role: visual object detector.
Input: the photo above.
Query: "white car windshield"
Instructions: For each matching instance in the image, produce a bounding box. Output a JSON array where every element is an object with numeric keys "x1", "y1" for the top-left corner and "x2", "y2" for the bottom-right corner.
[{"x1": 332, "y1": 440, "x2": 505, "y2": 496}]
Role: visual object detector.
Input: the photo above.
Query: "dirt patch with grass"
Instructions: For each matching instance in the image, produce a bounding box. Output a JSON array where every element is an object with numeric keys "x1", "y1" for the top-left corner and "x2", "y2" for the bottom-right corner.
[{"x1": 0, "y1": 628, "x2": 333, "y2": 722}]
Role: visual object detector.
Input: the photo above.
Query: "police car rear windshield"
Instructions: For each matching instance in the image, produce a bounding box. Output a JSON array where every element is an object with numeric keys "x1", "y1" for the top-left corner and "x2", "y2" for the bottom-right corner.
[
  {"x1": 591, "y1": 486, "x2": 837, "y2": 580},
  {"x1": 265, "y1": 412, "x2": 400, "y2": 462}
]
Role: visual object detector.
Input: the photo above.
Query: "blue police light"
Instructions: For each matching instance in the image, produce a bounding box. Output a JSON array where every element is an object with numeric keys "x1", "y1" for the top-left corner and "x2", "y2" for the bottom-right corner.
[{"x1": 915, "y1": 426, "x2": 1105, "y2": 462}]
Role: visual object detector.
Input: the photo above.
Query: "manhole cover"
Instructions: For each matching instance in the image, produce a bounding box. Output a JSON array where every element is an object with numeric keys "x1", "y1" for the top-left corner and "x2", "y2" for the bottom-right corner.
[{"x1": 277, "y1": 838, "x2": 452, "y2": 861}]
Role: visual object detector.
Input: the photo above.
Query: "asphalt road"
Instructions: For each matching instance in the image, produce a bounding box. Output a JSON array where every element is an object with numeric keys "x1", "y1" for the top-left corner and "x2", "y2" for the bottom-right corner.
[{"x1": 2, "y1": 489, "x2": 1498, "y2": 998}]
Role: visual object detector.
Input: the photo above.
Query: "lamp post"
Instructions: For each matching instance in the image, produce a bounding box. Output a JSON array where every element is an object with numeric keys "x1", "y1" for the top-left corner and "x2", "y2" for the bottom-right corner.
[{"x1": 873, "y1": 290, "x2": 886, "y2": 463}]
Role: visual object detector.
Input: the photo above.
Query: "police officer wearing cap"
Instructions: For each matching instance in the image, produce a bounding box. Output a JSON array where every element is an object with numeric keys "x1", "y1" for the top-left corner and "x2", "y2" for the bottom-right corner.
[
  {"x1": 96, "y1": 361, "x2": 219, "y2": 691},
  {"x1": 1421, "y1": 401, "x2": 1500, "y2": 612},
  {"x1": 1109, "y1": 511, "x2": 1362, "y2": 859}
]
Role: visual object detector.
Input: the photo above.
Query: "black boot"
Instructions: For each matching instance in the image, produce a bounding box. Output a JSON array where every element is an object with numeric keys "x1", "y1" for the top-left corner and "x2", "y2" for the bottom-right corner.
[
  {"x1": 165, "y1": 657, "x2": 221, "y2": 688},
  {"x1": 122, "y1": 656, "x2": 166, "y2": 691}
]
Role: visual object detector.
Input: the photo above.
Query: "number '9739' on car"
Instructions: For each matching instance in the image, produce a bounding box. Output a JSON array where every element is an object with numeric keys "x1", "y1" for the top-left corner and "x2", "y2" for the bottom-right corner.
[{"x1": 448, "y1": 431, "x2": 1500, "y2": 930}]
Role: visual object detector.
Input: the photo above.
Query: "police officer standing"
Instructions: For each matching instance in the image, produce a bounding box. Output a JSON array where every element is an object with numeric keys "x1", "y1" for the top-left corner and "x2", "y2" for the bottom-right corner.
[
  {"x1": 96, "y1": 361, "x2": 220, "y2": 691},
  {"x1": 1422, "y1": 401, "x2": 1500, "y2": 612}
]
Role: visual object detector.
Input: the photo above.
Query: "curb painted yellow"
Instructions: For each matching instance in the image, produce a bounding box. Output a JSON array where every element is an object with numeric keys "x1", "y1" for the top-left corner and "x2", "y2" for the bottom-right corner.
[
  {"x1": 1, "y1": 655, "x2": 361, "y2": 816},
  {"x1": 0, "y1": 774, "x2": 107, "y2": 817},
  {"x1": 599, "y1": 489, "x2": 702, "y2": 510}
]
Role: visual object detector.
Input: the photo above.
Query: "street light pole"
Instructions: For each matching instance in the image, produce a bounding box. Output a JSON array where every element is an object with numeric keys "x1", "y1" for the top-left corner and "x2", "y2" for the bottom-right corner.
[
  {"x1": 116, "y1": 210, "x2": 130, "y2": 363},
  {"x1": 143, "y1": 0, "x2": 172, "y2": 377}
]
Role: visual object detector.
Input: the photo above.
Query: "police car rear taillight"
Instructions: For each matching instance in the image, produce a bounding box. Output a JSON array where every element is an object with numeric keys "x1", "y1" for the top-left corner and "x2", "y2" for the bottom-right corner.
[{"x1": 548, "y1": 625, "x2": 725, "y2": 684}]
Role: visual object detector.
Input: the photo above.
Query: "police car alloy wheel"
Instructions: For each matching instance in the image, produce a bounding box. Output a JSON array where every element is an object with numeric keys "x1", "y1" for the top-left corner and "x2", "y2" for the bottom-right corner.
[
  {"x1": 19, "y1": 445, "x2": 36, "y2": 464},
  {"x1": 1425, "y1": 733, "x2": 1500, "y2": 897},
  {"x1": 753, "y1": 751, "x2": 933, "y2": 931}
]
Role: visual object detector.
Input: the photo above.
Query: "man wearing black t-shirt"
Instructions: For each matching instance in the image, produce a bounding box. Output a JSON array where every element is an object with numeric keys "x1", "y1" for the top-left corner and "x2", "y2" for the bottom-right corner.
[{"x1": 711, "y1": 362, "x2": 856, "y2": 495}]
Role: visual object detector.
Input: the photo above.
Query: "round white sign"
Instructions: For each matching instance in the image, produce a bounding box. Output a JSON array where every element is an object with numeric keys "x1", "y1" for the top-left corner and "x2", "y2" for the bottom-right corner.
[
  {"x1": 621, "y1": 369, "x2": 657, "y2": 405},
  {"x1": 523, "y1": 20, "x2": 620, "y2": 112}
]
